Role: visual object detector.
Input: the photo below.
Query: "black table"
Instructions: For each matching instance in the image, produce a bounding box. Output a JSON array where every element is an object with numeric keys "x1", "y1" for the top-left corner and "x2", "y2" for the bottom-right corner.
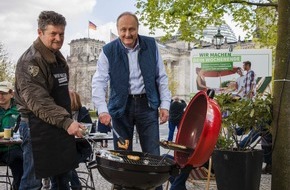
[{"x1": 0, "y1": 138, "x2": 22, "y2": 146}]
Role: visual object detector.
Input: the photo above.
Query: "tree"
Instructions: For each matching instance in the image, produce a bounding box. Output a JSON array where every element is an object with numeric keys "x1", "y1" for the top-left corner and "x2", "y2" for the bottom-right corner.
[
  {"x1": 0, "y1": 43, "x2": 15, "y2": 82},
  {"x1": 136, "y1": 0, "x2": 278, "y2": 46},
  {"x1": 271, "y1": 1, "x2": 290, "y2": 189},
  {"x1": 136, "y1": 0, "x2": 289, "y2": 189}
]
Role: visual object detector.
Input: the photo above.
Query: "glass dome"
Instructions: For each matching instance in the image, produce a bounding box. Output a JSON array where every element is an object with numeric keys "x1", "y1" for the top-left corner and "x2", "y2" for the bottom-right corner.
[{"x1": 202, "y1": 23, "x2": 237, "y2": 43}]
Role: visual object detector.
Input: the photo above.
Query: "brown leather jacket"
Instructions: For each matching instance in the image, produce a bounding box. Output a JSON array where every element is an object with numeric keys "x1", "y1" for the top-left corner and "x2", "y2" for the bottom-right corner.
[{"x1": 14, "y1": 38, "x2": 73, "y2": 130}]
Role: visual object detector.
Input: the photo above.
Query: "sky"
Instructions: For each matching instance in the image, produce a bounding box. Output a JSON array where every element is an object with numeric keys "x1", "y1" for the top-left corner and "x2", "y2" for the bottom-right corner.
[{"x1": 0, "y1": 0, "x2": 246, "y2": 63}]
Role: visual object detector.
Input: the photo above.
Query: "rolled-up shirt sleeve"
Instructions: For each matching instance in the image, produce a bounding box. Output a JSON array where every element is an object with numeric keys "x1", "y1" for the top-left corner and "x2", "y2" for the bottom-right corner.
[
  {"x1": 155, "y1": 44, "x2": 171, "y2": 110},
  {"x1": 92, "y1": 50, "x2": 110, "y2": 114}
]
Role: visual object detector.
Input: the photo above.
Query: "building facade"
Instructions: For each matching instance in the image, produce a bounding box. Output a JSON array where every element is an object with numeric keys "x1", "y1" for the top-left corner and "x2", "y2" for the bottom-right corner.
[{"x1": 67, "y1": 38, "x2": 105, "y2": 109}]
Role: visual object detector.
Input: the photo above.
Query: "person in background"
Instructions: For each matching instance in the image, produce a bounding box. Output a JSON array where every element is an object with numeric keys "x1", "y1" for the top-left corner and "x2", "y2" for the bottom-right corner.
[
  {"x1": 196, "y1": 69, "x2": 209, "y2": 91},
  {"x1": 70, "y1": 90, "x2": 93, "y2": 125},
  {"x1": 168, "y1": 163, "x2": 193, "y2": 190},
  {"x1": 163, "y1": 154, "x2": 213, "y2": 190},
  {"x1": 167, "y1": 96, "x2": 187, "y2": 141},
  {"x1": 91, "y1": 11, "x2": 171, "y2": 190},
  {"x1": 0, "y1": 81, "x2": 23, "y2": 190},
  {"x1": 237, "y1": 123, "x2": 272, "y2": 174},
  {"x1": 50, "y1": 91, "x2": 93, "y2": 190},
  {"x1": 14, "y1": 11, "x2": 85, "y2": 190},
  {"x1": 70, "y1": 90, "x2": 93, "y2": 166},
  {"x1": 97, "y1": 117, "x2": 111, "y2": 148},
  {"x1": 242, "y1": 61, "x2": 256, "y2": 99},
  {"x1": 234, "y1": 67, "x2": 245, "y2": 97},
  {"x1": 261, "y1": 132, "x2": 272, "y2": 174}
]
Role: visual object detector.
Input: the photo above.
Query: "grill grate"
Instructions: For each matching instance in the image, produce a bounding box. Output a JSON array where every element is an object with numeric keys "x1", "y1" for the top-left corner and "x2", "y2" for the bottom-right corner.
[{"x1": 119, "y1": 155, "x2": 171, "y2": 166}]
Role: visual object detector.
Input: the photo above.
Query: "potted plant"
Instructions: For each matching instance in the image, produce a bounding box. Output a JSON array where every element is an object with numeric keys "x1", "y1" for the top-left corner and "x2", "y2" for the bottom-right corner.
[{"x1": 212, "y1": 93, "x2": 272, "y2": 190}]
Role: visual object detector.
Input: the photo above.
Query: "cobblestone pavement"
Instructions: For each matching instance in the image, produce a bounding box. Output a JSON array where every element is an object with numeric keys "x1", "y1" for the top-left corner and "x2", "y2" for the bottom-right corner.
[{"x1": 0, "y1": 123, "x2": 271, "y2": 190}]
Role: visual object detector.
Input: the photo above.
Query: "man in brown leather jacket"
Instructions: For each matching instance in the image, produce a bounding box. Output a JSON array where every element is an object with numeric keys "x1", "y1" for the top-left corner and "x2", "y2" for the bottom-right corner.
[{"x1": 14, "y1": 11, "x2": 85, "y2": 190}]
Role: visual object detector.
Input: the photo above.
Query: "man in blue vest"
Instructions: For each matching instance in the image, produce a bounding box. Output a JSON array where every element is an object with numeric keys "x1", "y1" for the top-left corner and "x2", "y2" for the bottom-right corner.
[{"x1": 92, "y1": 11, "x2": 171, "y2": 186}]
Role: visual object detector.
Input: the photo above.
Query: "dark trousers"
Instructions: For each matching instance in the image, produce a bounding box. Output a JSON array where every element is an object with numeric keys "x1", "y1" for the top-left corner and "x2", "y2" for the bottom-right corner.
[
  {"x1": 0, "y1": 146, "x2": 23, "y2": 189},
  {"x1": 167, "y1": 121, "x2": 179, "y2": 141},
  {"x1": 50, "y1": 171, "x2": 71, "y2": 190},
  {"x1": 112, "y1": 96, "x2": 160, "y2": 155},
  {"x1": 156, "y1": 154, "x2": 193, "y2": 190}
]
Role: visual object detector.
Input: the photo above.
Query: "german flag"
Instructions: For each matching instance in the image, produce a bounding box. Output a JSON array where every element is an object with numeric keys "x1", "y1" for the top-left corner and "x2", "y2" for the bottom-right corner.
[{"x1": 89, "y1": 21, "x2": 97, "y2": 30}]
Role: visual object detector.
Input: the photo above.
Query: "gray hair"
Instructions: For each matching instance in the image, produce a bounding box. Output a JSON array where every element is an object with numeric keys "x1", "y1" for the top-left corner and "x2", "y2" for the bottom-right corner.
[
  {"x1": 38, "y1": 11, "x2": 66, "y2": 31},
  {"x1": 116, "y1": 12, "x2": 139, "y2": 28}
]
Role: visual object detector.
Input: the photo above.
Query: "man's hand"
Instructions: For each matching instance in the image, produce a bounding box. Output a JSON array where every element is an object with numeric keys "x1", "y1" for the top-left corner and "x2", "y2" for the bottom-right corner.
[
  {"x1": 67, "y1": 121, "x2": 85, "y2": 138},
  {"x1": 99, "y1": 112, "x2": 111, "y2": 126},
  {"x1": 159, "y1": 109, "x2": 169, "y2": 124}
]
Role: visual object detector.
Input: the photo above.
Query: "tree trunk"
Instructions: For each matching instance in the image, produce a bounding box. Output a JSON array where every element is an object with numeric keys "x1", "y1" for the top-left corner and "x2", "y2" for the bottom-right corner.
[{"x1": 272, "y1": 0, "x2": 290, "y2": 189}]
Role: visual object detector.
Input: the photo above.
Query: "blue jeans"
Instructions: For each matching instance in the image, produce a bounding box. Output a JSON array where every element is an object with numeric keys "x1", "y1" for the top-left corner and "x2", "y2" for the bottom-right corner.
[
  {"x1": 156, "y1": 155, "x2": 192, "y2": 190},
  {"x1": 0, "y1": 146, "x2": 23, "y2": 189},
  {"x1": 112, "y1": 96, "x2": 160, "y2": 155},
  {"x1": 239, "y1": 129, "x2": 260, "y2": 148},
  {"x1": 169, "y1": 165, "x2": 192, "y2": 190},
  {"x1": 69, "y1": 169, "x2": 81, "y2": 189},
  {"x1": 19, "y1": 120, "x2": 42, "y2": 190},
  {"x1": 261, "y1": 131, "x2": 272, "y2": 165},
  {"x1": 167, "y1": 121, "x2": 179, "y2": 141}
]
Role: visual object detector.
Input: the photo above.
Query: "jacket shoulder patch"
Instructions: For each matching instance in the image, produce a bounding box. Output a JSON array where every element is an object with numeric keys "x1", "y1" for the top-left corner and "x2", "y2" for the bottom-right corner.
[{"x1": 28, "y1": 65, "x2": 39, "y2": 77}]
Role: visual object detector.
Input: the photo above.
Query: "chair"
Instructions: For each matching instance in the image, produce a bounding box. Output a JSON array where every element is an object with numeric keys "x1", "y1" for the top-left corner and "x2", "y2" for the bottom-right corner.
[
  {"x1": 75, "y1": 140, "x2": 95, "y2": 190},
  {"x1": 75, "y1": 160, "x2": 95, "y2": 190},
  {"x1": 0, "y1": 162, "x2": 13, "y2": 190},
  {"x1": 256, "y1": 76, "x2": 272, "y2": 94},
  {"x1": 187, "y1": 157, "x2": 215, "y2": 190}
]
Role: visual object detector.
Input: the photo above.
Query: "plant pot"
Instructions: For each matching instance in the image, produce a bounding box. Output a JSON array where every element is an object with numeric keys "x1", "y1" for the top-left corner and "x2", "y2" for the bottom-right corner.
[{"x1": 212, "y1": 149, "x2": 263, "y2": 190}]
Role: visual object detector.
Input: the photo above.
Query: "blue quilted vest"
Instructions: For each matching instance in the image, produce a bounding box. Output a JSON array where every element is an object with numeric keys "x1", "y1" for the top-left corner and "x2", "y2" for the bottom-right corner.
[{"x1": 103, "y1": 35, "x2": 160, "y2": 118}]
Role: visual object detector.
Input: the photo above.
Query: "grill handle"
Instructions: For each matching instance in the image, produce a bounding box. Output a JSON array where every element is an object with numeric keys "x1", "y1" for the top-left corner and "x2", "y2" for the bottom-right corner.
[
  {"x1": 206, "y1": 89, "x2": 215, "y2": 99},
  {"x1": 87, "y1": 160, "x2": 98, "y2": 169}
]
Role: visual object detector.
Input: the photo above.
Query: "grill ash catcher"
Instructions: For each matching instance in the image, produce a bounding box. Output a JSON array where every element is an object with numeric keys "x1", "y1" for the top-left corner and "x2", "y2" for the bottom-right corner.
[{"x1": 88, "y1": 89, "x2": 222, "y2": 190}]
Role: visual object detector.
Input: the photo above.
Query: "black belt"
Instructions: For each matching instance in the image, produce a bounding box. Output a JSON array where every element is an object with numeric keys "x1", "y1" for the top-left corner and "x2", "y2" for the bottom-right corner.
[{"x1": 128, "y1": 94, "x2": 146, "y2": 98}]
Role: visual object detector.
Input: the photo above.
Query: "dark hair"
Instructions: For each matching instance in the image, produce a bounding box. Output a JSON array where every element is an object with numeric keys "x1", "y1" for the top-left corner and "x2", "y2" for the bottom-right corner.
[
  {"x1": 243, "y1": 61, "x2": 251, "y2": 67},
  {"x1": 38, "y1": 11, "x2": 66, "y2": 31},
  {"x1": 116, "y1": 12, "x2": 139, "y2": 28}
]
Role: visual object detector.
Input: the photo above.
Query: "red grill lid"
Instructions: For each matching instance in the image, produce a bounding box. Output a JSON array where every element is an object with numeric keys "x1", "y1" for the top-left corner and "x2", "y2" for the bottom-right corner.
[{"x1": 174, "y1": 90, "x2": 222, "y2": 167}]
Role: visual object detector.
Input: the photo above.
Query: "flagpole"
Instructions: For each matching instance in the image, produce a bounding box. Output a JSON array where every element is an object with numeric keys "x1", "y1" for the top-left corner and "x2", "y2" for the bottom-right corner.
[{"x1": 88, "y1": 21, "x2": 90, "y2": 38}]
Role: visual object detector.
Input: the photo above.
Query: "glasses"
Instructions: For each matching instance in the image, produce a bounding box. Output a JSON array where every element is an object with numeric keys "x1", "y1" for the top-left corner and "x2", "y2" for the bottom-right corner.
[{"x1": 0, "y1": 92, "x2": 9, "y2": 96}]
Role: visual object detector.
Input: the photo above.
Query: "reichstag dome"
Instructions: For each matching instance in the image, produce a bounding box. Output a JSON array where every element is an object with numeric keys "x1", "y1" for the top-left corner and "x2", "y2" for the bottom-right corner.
[{"x1": 203, "y1": 23, "x2": 237, "y2": 43}]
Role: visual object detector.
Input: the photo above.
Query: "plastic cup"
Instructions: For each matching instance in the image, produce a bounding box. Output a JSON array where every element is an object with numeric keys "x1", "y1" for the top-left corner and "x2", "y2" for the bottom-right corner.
[
  {"x1": 4, "y1": 128, "x2": 12, "y2": 140},
  {"x1": 82, "y1": 123, "x2": 92, "y2": 136}
]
